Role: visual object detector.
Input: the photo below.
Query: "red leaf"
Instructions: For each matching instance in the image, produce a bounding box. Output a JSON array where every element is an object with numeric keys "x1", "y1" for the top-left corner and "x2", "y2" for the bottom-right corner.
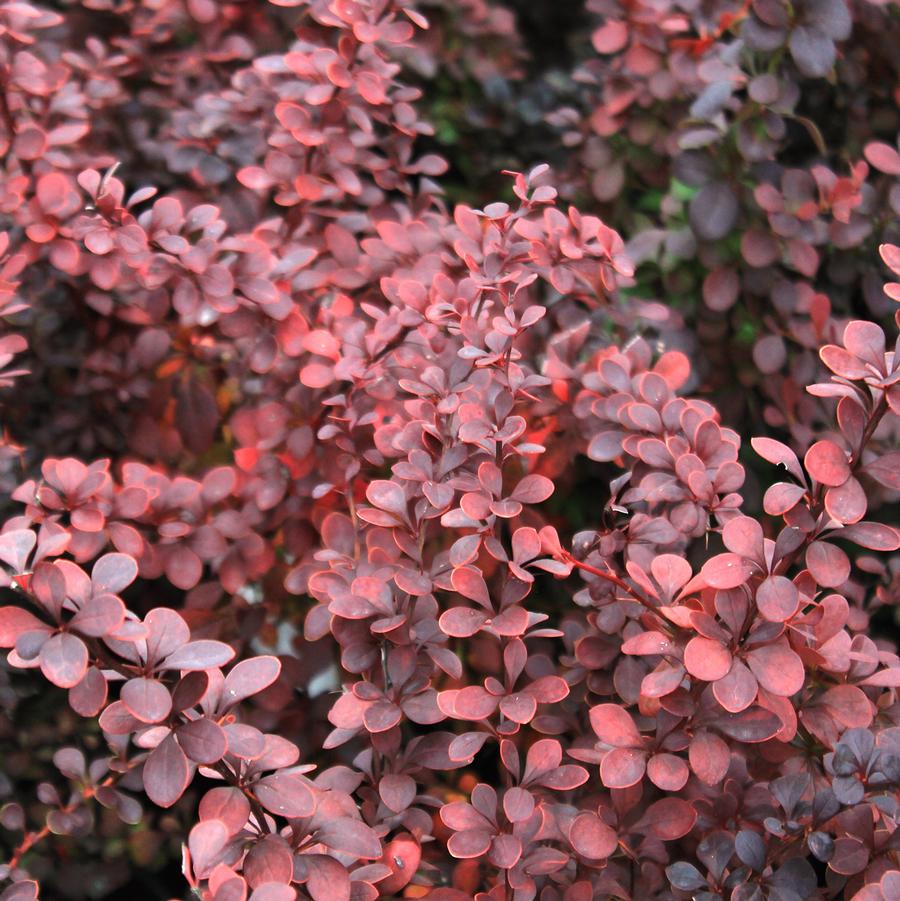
[
  {"x1": 69, "y1": 665, "x2": 107, "y2": 716},
  {"x1": 763, "y1": 482, "x2": 807, "y2": 515},
  {"x1": 188, "y1": 819, "x2": 228, "y2": 876},
  {"x1": 822, "y1": 684, "x2": 872, "y2": 728},
  {"x1": 441, "y1": 800, "x2": 493, "y2": 832},
  {"x1": 714, "y1": 707, "x2": 782, "y2": 742},
  {"x1": 806, "y1": 540, "x2": 850, "y2": 588},
  {"x1": 536, "y1": 765, "x2": 589, "y2": 791},
  {"x1": 639, "y1": 798, "x2": 697, "y2": 840},
  {"x1": 91, "y1": 553, "x2": 138, "y2": 595},
  {"x1": 864, "y1": 453, "x2": 900, "y2": 491},
  {"x1": 689, "y1": 730, "x2": 730, "y2": 785},
  {"x1": 162, "y1": 545, "x2": 201, "y2": 591},
  {"x1": 0, "y1": 606, "x2": 48, "y2": 648},
  {"x1": 510, "y1": 474, "x2": 554, "y2": 504},
  {"x1": 143, "y1": 733, "x2": 191, "y2": 808},
  {"x1": 569, "y1": 812, "x2": 618, "y2": 859},
  {"x1": 0, "y1": 529, "x2": 36, "y2": 572},
  {"x1": 698, "y1": 553, "x2": 753, "y2": 589},
  {"x1": 199, "y1": 786, "x2": 251, "y2": 834},
  {"x1": 244, "y1": 835, "x2": 294, "y2": 887},
  {"x1": 363, "y1": 698, "x2": 402, "y2": 732},
  {"x1": 756, "y1": 576, "x2": 799, "y2": 622},
  {"x1": 447, "y1": 829, "x2": 492, "y2": 859},
  {"x1": 600, "y1": 749, "x2": 646, "y2": 790},
  {"x1": 525, "y1": 675, "x2": 569, "y2": 703},
  {"x1": 177, "y1": 717, "x2": 227, "y2": 764},
  {"x1": 702, "y1": 266, "x2": 739, "y2": 311},
  {"x1": 377, "y1": 833, "x2": 421, "y2": 895},
  {"x1": 254, "y1": 774, "x2": 316, "y2": 818},
  {"x1": 621, "y1": 631, "x2": 672, "y2": 656},
  {"x1": 121, "y1": 677, "x2": 172, "y2": 723},
  {"x1": 751, "y1": 437, "x2": 805, "y2": 482},
  {"x1": 839, "y1": 521, "x2": 900, "y2": 551},
  {"x1": 746, "y1": 641, "x2": 805, "y2": 697},
  {"x1": 365, "y1": 480, "x2": 407, "y2": 518},
  {"x1": 70, "y1": 593, "x2": 125, "y2": 637},
  {"x1": 684, "y1": 637, "x2": 732, "y2": 682},
  {"x1": 819, "y1": 345, "x2": 870, "y2": 380},
  {"x1": 40, "y1": 632, "x2": 88, "y2": 688},
  {"x1": 861, "y1": 668, "x2": 900, "y2": 687},
  {"x1": 450, "y1": 685, "x2": 498, "y2": 720},
  {"x1": 300, "y1": 854, "x2": 350, "y2": 901},
  {"x1": 450, "y1": 566, "x2": 491, "y2": 609},
  {"x1": 223, "y1": 655, "x2": 282, "y2": 706},
  {"x1": 591, "y1": 20, "x2": 628, "y2": 54},
  {"x1": 587, "y1": 430, "x2": 624, "y2": 462},
  {"x1": 824, "y1": 477, "x2": 867, "y2": 524},
  {"x1": 315, "y1": 816, "x2": 382, "y2": 859},
  {"x1": 712, "y1": 660, "x2": 758, "y2": 713},
  {"x1": 589, "y1": 703, "x2": 641, "y2": 747},
  {"x1": 502, "y1": 787, "x2": 534, "y2": 823},
  {"x1": 864, "y1": 141, "x2": 900, "y2": 175},
  {"x1": 163, "y1": 640, "x2": 235, "y2": 671},
  {"x1": 379, "y1": 774, "x2": 416, "y2": 813},
  {"x1": 524, "y1": 738, "x2": 562, "y2": 778},
  {"x1": 722, "y1": 516, "x2": 764, "y2": 562},
  {"x1": 439, "y1": 607, "x2": 487, "y2": 638},
  {"x1": 499, "y1": 692, "x2": 537, "y2": 724},
  {"x1": 646, "y1": 753, "x2": 689, "y2": 791},
  {"x1": 650, "y1": 554, "x2": 692, "y2": 598}
]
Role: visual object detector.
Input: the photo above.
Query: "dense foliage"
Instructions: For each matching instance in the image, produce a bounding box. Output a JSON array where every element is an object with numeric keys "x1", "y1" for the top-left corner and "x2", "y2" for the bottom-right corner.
[{"x1": 0, "y1": 0, "x2": 899, "y2": 899}]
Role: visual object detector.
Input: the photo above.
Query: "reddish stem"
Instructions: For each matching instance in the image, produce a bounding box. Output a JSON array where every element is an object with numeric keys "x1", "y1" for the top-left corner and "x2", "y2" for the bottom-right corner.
[{"x1": 5, "y1": 776, "x2": 115, "y2": 871}]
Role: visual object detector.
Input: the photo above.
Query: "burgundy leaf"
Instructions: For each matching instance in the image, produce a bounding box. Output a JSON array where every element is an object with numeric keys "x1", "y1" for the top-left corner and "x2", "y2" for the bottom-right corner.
[
  {"x1": 510, "y1": 474, "x2": 554, "y2": 503},
  {"x1": 647, "y1": 753, "x2": 689, "y2": 791},
  {"x1": 638, "y1": 798, "x2": 697, "y2": 841},
  {"x1": 121, "y1": 677, "x2": 173, "y2": 723},
  {"x1": 806, "y1": 540, "x2": 850, "y2": 588},
  {"x1": 600, "y1": 747, "x2": 646, "y2": 788},
  {"x1": 698, "y1": 553, "x2": 753, "y2": 590},
  {"x1": 502, "y1": 787, "x2": 534, "y2": 823},
  {"x1": 70, "y1": 593, "x2": 125, "y2": 637},
  {"x1": 0, "y1": 606, "x2": 48, "y2": 648},
  {"x1": 439, "y1": 607, "x2": 487, "y2": 638},
  {"x1": 177, "y1": 717, "x2": 227, "y2": 764},
  {"x1": 91, "y1": 553, "x2": 138, "y2": 594},
  {"x1": 756, "y1": 576, "x2": 799, "y2": 622},
  {"x1": 589, "y1": 704, "x2": 641, "y2": 747},
  {"x1": 39, "y1": 633, "x2": 88, "y2": 689},
  {"x1": 684, "y1": 637, "x2": 732, "y2": 682},
  {"x1": 713, "y1": 660, "x2": 758, "y2": 713},
  {"x1": 689, "y1": 730, "x2": 731, "y2": 785},
  {"x1": 143, "y1": 733, "x2": 191, "y2": 808},
  {"x1": 199, "y1": 787, "x2": 251, "y2": 834},
  {"x1": 570, "y1": 812, "x2": 618, "y2": 859},
  {"x1": 450, "y1": 566, "x2": 491, "y2": 608},
  {"x1": 162, "y1": 640, "x2": 235, "y2": 671},
  {"x1": 315, "y1": 817, "x2": 382, "y2": 859},
  {"x1": 254, "y1": 774, "x2": 316, "y2": 818},
  {"x1": 379, "y1": 774, "x2": 416, "y2": 813},
  {"x1": 0, "y1": 529, "x2": 36, "y2": 572},
  {"x1": 747, "y1": 641, "x2": 805, "y2": 697},
  {"x1": 188, "y1": 818, "x2": 228, "y2": 876},
  {"x1": 223, "y1": 655, "x2": 282, "y2": 705}
]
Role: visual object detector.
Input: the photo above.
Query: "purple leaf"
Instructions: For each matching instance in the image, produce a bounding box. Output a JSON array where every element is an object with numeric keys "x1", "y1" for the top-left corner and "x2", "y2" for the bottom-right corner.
[
  {"x1": 223, "y1": 655, "x2": 282, "y2": 705},
  {"x1": 162, "y1": 640, "x2": 235, "y2": 671},
  {"x1": 143, "y1": 733, "x2": 191, "y2": 808}
]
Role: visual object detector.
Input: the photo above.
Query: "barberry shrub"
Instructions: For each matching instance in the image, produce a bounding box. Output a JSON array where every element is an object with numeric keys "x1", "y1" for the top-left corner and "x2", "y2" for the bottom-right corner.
[{"x1": 0, "y1": 1, "x2": 898, "y2": 900}]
